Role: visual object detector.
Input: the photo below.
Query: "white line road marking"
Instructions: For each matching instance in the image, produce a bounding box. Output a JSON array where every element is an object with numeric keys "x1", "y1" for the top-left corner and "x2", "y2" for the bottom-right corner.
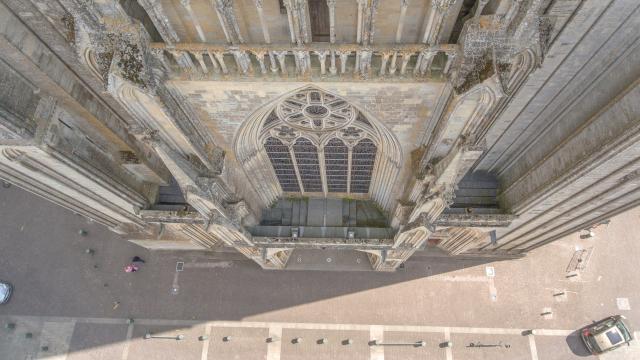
[
  {"x1": 0, "y1": 315, "x2": 577, "y2": 337},
  {"x1": 427, "y1": 275, "x2": 489, "y2": 282},
  {"x1": 171, "y1": 271, "x2": 180, "y2": 295},
  {"x1": 444, "y1": 327, "x2": 452, "y2": 360},
  {"x1": 370, "y1": 325, "x2": 384, "y2": 360},
  {"x1": 528, "y1": 335, "x2": 539, "y2": 360},
  {"x1": 184, "y1": 261, "x2": 234, "y2": 269},
  {"x1": 489, "y1": 277, "x2": 498, "y2": 302},
  {"x1": 530, "y1": 329, "x2": 574, "y2": 336},
  {"x1": 121, "y1": 322, "x2": 134, "y2": 360},
  {"x1": 266, "y1": 325, "x2": 282, "y2": 360},
  {"x1": 200, "y1": 324, "x2": 212, "y2": 360}
]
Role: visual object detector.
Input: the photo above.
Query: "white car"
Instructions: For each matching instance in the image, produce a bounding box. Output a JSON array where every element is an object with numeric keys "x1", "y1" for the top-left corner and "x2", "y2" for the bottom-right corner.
[
  {"x1": 0, "y1": 281, "x2": 12, "y2": 304},
  {"x1": 581, "y1": 315, "x2": 634, "y2": 355}
]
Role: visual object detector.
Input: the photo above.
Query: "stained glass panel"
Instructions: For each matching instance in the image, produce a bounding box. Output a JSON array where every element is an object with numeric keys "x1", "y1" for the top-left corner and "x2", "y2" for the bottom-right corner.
[
  {"x1": 324, "y1": 138, "x2": 348, "y2": 193},
  {"x1": 293, "y1": 138, "x2": 323, "y2": 192},
  {"x1": 264, "y1": 137, "x2": 300, "y2": 192},
  {"x1": 350, "y1": 139, "x2": 376, "y2": 193}
]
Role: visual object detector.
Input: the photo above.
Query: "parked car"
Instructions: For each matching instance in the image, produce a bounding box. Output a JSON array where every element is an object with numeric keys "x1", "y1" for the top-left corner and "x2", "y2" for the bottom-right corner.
[
  {"x1": 0, "y1": 281, "x2": 12, "y2": 304},
  {"x1": 581, "y1": 315, "x2": 633, "y2": 355}
]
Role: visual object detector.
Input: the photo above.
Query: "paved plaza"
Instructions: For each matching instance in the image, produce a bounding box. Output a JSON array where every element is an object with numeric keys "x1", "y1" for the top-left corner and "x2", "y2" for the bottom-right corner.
[{"x1": 1, "y1": 185, "x2": 640, "y2": 359}]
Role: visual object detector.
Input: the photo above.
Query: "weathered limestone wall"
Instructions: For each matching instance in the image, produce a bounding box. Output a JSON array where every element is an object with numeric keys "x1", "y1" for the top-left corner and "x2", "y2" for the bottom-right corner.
[
  {"x1": 174, "y1": 81, "x2": 444, "y2": 150},
  {"x1": 174, "y1": 80, "x2": 445, "y2": 215},
  {"x1": 473, "y1": 0, "x2": 640, "y2": 252}
]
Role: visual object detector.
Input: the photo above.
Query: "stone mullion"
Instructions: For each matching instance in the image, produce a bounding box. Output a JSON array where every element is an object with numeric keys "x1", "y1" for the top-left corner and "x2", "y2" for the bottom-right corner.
[
  {"x1": 474, "y1": 0, "x2": 489, "y2": 19},
  {"x1": 180, "y1": 0, "x2": 208, "y2": 42},
  {"x1": 252, "y1": 51, "x2": 268, "y2": 74},
  {"x1": 288, "y1": 146, "x2": 305, "y2": 195},
  {"x1": 137, "y1": 0, "x2": 181, "y2": 44},
  {"x1": 347, "y1": 147, "x2": 353, "y2": 194},
  {"x1": 356, "y1": 0, "x2": 363, "y2": 43},
  {"x1": 269, "y1": 51, "x2": 279, "y2": 73},
  {"x1": 206, "y1": 50, "x2": 222, "y2": 73},
  {"x1": 284, "y1": 0, "x2": 310, "y2": 46},
  {"x1": 419, "y1": 50, "x2": 437, "y2": 76},
  {"x1": 193, "y1": 52, "x2": 209, "y2": 73},
  {"x1": 379, "y1": 51, "x2": 391, "y2": 76},
  {"x1": 253, "y1": 0, "x2": 271, "y2": 43},
  {"x1": 339, "y1": 51, "x2": 349, "y2": 74},
  {"x1": 315, "y1": 51, "x2": 328, "y2": 75},
  {"x1": 274, "y1": 51, "x2": 288, "y2": 75},
  {"x1": 285, "y1": 4, "x2": 296, "y2": 43},
  {"x1": 327, "y1": 0, "x2": 336, "y2": 43},
  {"x1": 318, "y1": 147, "x2": 328, "y2": 196},
  {"x1": 422, "y1": 0, "x2": 455, "y2": 45},
  {"x1": 213, "y1": 52, "x2": 229, "y2": 74},
  {"x1": 357, "y1": 0, "x2": 379, "y2": 45},
  {"x1": 212, "y1": 0, "x2": 244, "y2": 45},
  {"x1": 443, "y1": 51, "x2": 456, "y2": 75},
  {"x1": 400, "y1": 51, "x2": 412, "y2": 75},
  {"x1": 395, "y1": 0, "x2": 409, "y2": 43},
  {"x1": 389, "y1": 51, "x2": 398, "y2": 75}
]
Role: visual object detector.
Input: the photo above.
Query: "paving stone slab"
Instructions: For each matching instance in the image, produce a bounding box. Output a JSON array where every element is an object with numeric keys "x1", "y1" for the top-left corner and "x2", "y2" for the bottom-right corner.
[
  {"x1": 67, "y1": 323, "x2": 129, "y2": 360},
  {"x1": 383, "y1": 331, "x2": 446, "y2": 360},
  {"x1": 128, "y1": 324, "x2": 206, "y2": 360},
  {"x1": 208, "y1": 326, "x2": 269, "y2": 360},
  {"x1": 280, "y1": 328, "x2": 369, "y2": 360},
  {"x1": 451, "y1": 333, "x2": 531, "y2": 360}
]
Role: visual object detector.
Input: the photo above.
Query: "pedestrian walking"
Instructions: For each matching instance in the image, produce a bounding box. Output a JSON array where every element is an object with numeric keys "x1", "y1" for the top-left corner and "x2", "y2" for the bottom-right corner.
[
  {"x1": 124, "y1": 264, "x2": 139, "y2": 273},
  {"x1": 131, "y1": 256, "x2": 145, "y2": 263}
]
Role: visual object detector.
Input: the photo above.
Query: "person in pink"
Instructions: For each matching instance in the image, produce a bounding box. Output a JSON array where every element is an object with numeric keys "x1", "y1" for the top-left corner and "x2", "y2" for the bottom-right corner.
[{"x1": 124, "y1": 264, "x2": 139, "y2": 273}]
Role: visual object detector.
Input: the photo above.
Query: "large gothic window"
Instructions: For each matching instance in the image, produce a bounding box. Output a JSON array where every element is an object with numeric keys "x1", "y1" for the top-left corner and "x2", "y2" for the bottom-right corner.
[{"x1": 236, "y1": 87, "x2": 402, "y2": 210}]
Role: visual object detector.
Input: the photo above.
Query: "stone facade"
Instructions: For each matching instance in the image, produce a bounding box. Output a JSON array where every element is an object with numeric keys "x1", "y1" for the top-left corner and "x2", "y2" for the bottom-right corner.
[{"x1": 0, "y1": 0, "x2": 637, "y2": 271}]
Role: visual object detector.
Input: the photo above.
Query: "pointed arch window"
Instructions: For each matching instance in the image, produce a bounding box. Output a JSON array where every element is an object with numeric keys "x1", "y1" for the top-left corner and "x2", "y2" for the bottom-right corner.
[
  {"x1": 350, "y1": 139, "x2": 377, "y2": 193},
  {"x1": 292, "y1": 138, "x2": 323, "y2": 192},
  {"x1": 236, "y1": 87, "x2": 402, "y2": 210},
  {"x1": 265, "y1": 137, "x2": 300, "y2": 192},
  {"x1": 324, "y1": 138, "x2": 349, "y2": 193}
]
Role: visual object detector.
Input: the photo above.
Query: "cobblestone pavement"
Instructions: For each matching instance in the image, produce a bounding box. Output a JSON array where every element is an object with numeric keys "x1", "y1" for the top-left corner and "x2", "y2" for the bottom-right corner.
[{"x1": 1, "y1": 185, "x2": 640, "y2": 359}]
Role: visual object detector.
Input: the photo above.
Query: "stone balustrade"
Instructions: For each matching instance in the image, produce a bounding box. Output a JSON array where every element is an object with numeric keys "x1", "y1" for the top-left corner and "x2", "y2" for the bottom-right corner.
[{"x1": 150, "y1": 42, "x2": 458, "y2": 81}]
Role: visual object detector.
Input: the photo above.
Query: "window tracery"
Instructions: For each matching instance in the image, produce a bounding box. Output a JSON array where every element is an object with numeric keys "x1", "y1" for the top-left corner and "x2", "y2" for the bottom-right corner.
[
  {"x1": 236, "y1": 86, "x2": 401, "y2": 211},
  {"x1": 263, "y1": 88, "x2": 379, "y2": 195}
]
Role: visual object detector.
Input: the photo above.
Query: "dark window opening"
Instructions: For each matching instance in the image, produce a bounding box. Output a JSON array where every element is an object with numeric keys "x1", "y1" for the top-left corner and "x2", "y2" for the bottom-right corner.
[
  {"x1": 119, "y1": 0, "x2": 163, "y2": 42},
  {"x1": 278, "y1": 0, "x2": 287, "y2": 14},
  {"x1": 308, "y1": 0, "x2": 330, "y2": 42},
  {"x1": 448, "y1": 0, "x2": 476, "y2": 44}
]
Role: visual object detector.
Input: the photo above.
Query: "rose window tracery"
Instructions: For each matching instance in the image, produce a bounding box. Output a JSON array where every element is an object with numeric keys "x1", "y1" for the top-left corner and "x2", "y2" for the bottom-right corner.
[{"x1": 276, "y1": 89, "x2": 357, "y2": 131}]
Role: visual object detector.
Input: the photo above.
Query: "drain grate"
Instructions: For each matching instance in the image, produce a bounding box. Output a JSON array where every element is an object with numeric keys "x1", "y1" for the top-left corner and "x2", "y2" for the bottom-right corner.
[{"x1": 566, "y1": 247, "x2": 594, "y2": 273}]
